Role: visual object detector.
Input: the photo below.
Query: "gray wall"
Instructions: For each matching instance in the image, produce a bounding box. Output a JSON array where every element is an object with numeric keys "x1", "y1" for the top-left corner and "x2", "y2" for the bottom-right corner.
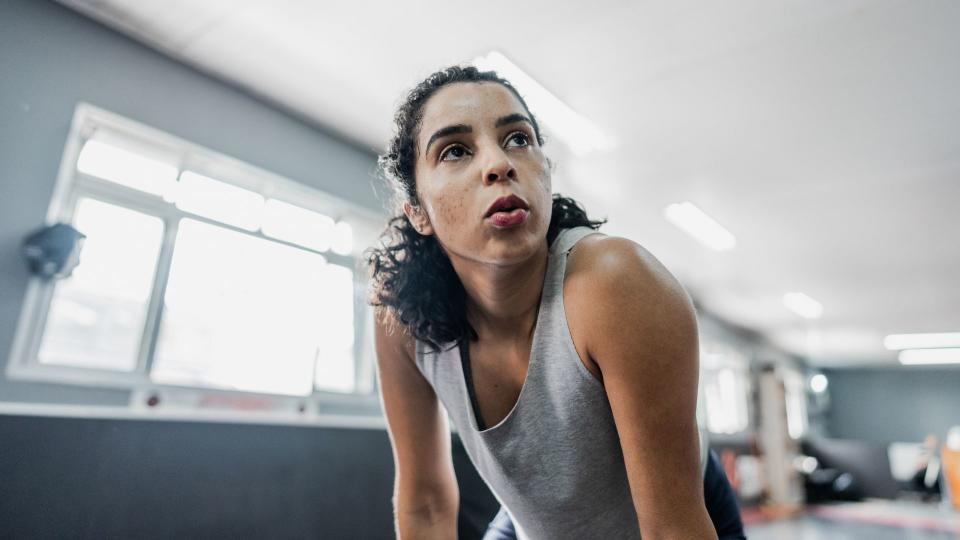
[
  {"x1": 825, "y1": 367, "x2": 960, "y2": 444},
  {"x1": 0, "y1": 0, "x2": 382, "y2": 404}
]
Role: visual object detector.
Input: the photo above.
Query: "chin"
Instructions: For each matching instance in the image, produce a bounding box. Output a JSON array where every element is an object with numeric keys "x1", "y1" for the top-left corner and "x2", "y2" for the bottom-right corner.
[{"x1": 485, "y1": 229, "x2": 546, "y2": 264}]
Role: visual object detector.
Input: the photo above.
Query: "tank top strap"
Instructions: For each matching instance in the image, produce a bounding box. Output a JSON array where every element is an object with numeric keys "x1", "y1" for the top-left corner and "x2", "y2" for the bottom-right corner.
[
  {"x1": 539, "y1": 226, "x2": 603, "y2": 321},
  {"x1": 549, "y1": 226, "x2": 602, "y2": 257}
]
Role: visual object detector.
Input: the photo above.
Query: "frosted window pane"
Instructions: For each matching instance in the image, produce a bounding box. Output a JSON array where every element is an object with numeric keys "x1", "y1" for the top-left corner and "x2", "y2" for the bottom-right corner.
[
  {"x1": 704, "y1": 365, "x2": 750, "y2": 435},
  {"x1": 174, "y1": 171, "x2": 264, "y2": 230},
  {"x1": 152, "y1": 219, "x2": 354, "y2": 396},
  {"x1": 331, "y1": 221, "x2": 353, "y2": 256},
  {"x1": 38, "y1": 198, "x2": 164, "y2": 370},
  {"x1": 313, "y1": 264, "x2": 355, "y2": 393},
  {"x1": 76, "y1": 140, "x2": 178, "y2": 196},
  {"x1": 261, "y1": 198, "x2": 334, "y2": 252},
  {"x1": 702, "y1": 345, "x2": 750, "y2": 435}
]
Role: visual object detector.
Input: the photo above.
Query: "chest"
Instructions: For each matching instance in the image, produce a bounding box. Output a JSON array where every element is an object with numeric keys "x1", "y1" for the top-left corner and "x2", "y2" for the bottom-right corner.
[
  {"x1": 464, "y1": 315, "x2": 602, "y2": 430},
  {"x1": 464, "y1": 342, "x2": 529, "y2": 430}
]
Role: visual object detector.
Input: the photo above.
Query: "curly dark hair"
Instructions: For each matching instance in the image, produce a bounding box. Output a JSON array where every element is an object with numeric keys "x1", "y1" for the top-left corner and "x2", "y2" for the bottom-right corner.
[{"x1": 367, "y1": 65, "x2": 604, "y2": 350}]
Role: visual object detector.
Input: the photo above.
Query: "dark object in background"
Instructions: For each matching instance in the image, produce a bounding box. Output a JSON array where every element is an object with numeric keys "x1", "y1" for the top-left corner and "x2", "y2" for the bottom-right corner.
[
  {"x1": 21, "y1": 223, "x2": 85, "y2": 279},
  {"x1": 803, "y1": 468, "x2": 863, "y2": 503},
  {"x1": 910, "y1": 461, "x2": 942, "y2": 501},
  {"x1": 801, "y1": 438, "x2": 900, "y2": 502}
]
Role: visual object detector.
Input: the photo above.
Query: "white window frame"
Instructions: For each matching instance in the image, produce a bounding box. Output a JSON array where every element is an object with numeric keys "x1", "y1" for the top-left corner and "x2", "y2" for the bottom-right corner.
[{"x1": 6, "y1": 103, "x2": 385, "y2": 425}]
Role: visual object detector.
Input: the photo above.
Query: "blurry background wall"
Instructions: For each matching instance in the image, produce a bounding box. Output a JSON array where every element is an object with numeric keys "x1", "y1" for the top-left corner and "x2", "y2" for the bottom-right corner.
[{"x1": 826, "y1": 368, "x2": 960, "y2": 445}]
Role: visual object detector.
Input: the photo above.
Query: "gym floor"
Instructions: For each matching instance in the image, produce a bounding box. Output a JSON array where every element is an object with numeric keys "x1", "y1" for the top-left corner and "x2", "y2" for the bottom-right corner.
[
  {"x1": 745, "y1": 501, "x2": 960, "y2": 539},
  {"x1": 747, "y1": 517, "x2": 960, "y2": 540}
]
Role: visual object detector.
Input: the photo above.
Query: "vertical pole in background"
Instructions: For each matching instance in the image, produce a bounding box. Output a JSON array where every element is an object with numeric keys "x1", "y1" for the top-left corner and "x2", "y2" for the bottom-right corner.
[{"x1": 758, "y1": 367, "x2": 804, "y2": 509}]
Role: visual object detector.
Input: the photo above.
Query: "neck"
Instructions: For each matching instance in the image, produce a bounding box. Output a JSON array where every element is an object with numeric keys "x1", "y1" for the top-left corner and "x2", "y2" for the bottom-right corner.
[{"x1": 449, "y1": 243, "x2": 550, "y2": 342}]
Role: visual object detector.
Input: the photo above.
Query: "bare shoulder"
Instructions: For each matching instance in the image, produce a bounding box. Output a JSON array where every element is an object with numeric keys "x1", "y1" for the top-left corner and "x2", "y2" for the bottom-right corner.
[
  {"x1": 566, "y1": 233, "x2": 689, "y2": 303},
  {"x1": 564, "y1": 234, "x2": 697, "y2": 360}
]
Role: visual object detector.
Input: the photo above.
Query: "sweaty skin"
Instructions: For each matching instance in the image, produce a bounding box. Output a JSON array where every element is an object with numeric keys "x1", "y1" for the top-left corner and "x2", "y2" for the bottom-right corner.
[{"x1": 383, "y1": 81, "x2": 717, "y2": 539}]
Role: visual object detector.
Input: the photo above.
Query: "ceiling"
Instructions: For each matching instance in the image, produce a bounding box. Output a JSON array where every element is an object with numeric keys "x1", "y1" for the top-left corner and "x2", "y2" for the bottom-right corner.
[{"x1": 58, "y1": 0, "x2": 960, "y2": 367}]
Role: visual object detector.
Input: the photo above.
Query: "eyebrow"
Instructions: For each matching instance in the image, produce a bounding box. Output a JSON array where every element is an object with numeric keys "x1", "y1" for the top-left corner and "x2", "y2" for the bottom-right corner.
[
  {"x1": 422, "y1": 114, "x2": 535, "y2": 156},
  {"x1": 424, "y1": 124, "x2": 471, "y2": 155}
]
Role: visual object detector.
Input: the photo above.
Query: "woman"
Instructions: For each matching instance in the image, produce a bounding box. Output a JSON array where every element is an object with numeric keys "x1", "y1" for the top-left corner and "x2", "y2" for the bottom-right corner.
[{"x1": 369, "y1": 65, "x2": 739, "y2": 539}]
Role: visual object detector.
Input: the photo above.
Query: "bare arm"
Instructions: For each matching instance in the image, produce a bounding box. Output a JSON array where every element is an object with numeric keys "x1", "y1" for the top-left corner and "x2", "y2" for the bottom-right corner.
[
  {"x1": 571, "y1": 237, "x2": 717, "y2": 540},
  {"x1": 374, "y1": 308, "x2": 459, "y2": 539}
]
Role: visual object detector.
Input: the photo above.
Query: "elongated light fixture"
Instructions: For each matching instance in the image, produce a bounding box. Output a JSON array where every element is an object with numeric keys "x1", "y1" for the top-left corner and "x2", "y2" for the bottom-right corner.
[
  {"x1": 884, "y1": 332, "x2": 960, "y2": 350},
  {"x1": 899, "y1": 348, "x2": 960, "y2": 365},
  {"x1": 663, "y1": 202, "x2": 736, "y2": 251}
]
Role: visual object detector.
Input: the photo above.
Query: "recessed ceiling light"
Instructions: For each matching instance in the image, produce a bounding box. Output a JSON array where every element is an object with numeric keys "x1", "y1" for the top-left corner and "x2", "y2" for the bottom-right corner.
[
  {"x1": 810, "y1": 374, "x2": 829, "y2": 393},
  {"x1": 662, "y1": 202, "x2": 736, "y2": 251},
  {"x1": 898, "y1": 348, "x2": 960, "y2": 366},
  {"x1": 472, "y1": 51, "x2": 616, "y2": 156},
  {"x1": 783, "y1": 292, "x2": 823, "y2": 320},
  {"x1": 883, "y1": 332, "x2": 960, "y2": 350}
]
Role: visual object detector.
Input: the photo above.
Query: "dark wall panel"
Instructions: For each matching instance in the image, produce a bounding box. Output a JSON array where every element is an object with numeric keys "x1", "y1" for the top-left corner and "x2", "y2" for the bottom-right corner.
[
  {"x1": 0, "y1": 417, "x2": 394, "y2": 539},
  {"x1": 0, "y1": 416, "x2": 499, "y2": 539}
]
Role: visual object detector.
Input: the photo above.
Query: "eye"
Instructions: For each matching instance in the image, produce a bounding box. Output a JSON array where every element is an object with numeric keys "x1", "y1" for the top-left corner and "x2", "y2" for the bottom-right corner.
[
  {"x1": 439, "y1": 143, "x2": 470, "y2": 162},
  {"x1": 504, "y1": 131, "x2": 531, "y2": 148}
]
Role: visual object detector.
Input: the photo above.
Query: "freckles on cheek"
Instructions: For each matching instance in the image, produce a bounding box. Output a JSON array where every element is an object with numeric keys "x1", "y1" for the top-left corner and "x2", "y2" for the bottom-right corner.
[{"x1": 438, "y1": 191, "x2": 466, "y2": 227}]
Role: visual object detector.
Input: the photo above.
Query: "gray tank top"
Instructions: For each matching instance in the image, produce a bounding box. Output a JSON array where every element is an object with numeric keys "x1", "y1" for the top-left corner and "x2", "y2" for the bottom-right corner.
[{"x1": 414, "y1": 227, "x2": 706, "y2": 539}]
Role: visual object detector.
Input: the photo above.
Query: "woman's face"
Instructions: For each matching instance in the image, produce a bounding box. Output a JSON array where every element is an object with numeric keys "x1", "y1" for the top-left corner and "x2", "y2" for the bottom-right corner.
[{"x1": 408, "y1": 82, "x2": 552, "y2": 267}]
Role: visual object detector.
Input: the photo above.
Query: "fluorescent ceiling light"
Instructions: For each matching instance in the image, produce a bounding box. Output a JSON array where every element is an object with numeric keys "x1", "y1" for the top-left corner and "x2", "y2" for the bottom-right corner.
[
  {"x1": 663, "y1": 202, "x2": 736, "y2": 251},
  {"x1": 898, "y1": 348, "x2": 960, "y2": 366},
  {"x1": 783, "y1": 292, "x2": 823, "y2": 320},
  {"x1": 884, "y1": 332, "x2": 960, "y2": 350},
  {"x1": 472, "y1": 51, "x2": 616, "y2": 156}
]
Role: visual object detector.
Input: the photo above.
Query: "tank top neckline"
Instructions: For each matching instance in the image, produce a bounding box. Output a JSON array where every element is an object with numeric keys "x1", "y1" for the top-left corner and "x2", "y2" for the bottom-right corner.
[
  {"x1": 458, "y1": 294, "x2": 549, "y2": 434},
  {"x1": 456, "y1": 229, "x2": 581, "y2": 435}
]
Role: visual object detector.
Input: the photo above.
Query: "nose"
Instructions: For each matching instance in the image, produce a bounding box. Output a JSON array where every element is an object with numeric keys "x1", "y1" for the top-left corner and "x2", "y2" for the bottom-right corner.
[{"x1": 482, "y1": 147, "x2": 517, "y2": 185}]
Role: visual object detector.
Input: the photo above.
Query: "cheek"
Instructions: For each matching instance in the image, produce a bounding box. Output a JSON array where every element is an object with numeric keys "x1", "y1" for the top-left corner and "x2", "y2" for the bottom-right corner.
[
  {"x1": 436, "y1": 193, "x2": 466, "y2": 226},
  {"x1": 424, "y1": 180, "x2": 472, "y2": 231}
]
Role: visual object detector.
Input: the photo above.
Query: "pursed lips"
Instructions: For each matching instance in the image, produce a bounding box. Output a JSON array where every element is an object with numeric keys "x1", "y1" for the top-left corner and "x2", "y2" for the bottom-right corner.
[{"x1": 484, "y1": 194, "x2": 530, "y2": 218}]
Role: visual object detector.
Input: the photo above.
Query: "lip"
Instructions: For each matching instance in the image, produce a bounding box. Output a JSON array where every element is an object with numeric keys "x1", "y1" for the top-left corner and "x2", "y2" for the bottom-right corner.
[
  {"x1": 488, "y1": 208, "x2": 529, "y2": 228},
  {"x1": 484, "y1": 194, "x2": 530, "y2": 218}
]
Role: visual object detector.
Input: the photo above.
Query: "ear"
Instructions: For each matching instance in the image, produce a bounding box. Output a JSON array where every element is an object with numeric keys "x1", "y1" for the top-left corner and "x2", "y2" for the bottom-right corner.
[{"x1": 403, "y1": 202, "x2": 435, "y2": 236}]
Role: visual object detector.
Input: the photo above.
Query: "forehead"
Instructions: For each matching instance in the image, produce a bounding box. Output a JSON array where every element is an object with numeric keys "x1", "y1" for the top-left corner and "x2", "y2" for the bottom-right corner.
[{"x1": 418, "y1": 82, "x2": 527, "y2": 141}]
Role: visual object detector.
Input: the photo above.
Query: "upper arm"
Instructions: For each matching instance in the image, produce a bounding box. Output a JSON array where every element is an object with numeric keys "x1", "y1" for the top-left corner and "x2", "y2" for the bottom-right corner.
[
  {"x1": 569, "y1": 237, "x2": 716, "y2": 538},
  {"x1": 374, "y1": 309, "x2": 459, "y2": 514}
]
